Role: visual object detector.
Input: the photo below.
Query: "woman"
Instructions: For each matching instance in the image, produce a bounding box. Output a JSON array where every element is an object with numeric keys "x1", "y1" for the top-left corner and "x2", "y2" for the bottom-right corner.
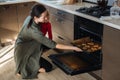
[{"x1": 14, "y1": 3, "x2": 82, "y2": 79}]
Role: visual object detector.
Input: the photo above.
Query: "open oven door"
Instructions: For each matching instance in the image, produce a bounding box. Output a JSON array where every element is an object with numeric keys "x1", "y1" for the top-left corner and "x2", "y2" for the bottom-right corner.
[{"x1": 48, "y1": 51, "x2": 102, "y2": 75}]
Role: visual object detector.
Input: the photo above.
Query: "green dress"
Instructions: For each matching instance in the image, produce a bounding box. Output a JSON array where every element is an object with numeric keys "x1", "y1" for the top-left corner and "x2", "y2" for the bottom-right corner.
[{"x1": 14, "y1": 16, "x2": 56, "y2": 79}]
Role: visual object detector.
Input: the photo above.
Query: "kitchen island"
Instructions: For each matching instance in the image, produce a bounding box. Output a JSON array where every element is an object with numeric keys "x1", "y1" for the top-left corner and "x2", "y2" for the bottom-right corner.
[{"x1": 0, "y1": 0, "x2": 120, "y2": 80}]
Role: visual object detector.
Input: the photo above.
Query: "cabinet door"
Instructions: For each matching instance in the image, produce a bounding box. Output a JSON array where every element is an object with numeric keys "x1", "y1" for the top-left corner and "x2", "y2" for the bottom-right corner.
[
  {"x1": 17, "y1": 2, "x2": 35, "y2": 31},
  {"x1": 47, "y1": 6, "x2": 74, "y2": 21},
  {"x1": 46, "y1": 6, "x2": 74, "y2": 43},
  {"x1": 102, "y1": 26, "x2": 120, "y2": 80},
  {"x1": 0, "y1": 4, "x2": 18, "y2": 32},
  {"x1": 53, "y1": 32, "x2": 72, "y2": 45},
  {"x1": 50, "y1": 14, "x2": 74, "y2": 42}
]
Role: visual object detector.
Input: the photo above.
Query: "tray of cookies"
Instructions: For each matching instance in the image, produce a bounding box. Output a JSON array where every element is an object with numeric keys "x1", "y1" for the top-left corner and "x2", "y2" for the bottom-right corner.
[{"x1": 71, "y1": 37, "x2": 102, "y2": 53}]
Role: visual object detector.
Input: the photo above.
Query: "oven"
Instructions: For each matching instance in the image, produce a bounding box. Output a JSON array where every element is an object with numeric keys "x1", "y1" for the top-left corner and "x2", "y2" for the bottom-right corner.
[
  {"x1": 48, "y1": 15, "x2": 103, "y2": 78},
  {"x1": 74, "y1": 16, "x2": 103, "y2": 40}
]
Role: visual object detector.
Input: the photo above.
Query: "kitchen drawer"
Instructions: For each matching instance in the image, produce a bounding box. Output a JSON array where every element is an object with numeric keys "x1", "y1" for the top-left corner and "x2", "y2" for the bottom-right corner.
[
  {"x1": 53, "y1": 32, "x2": 71, "y2": 45},
  {"x1": 50, "y1": 14, "x2": 74, "y2": 41},
  {"x1": 47, "y1": 6, "x2": 74, "y2": 21}
]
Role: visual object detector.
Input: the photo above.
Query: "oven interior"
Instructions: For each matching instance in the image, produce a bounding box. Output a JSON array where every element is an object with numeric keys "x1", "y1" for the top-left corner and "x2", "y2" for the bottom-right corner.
[{"x1": 49, "y1": 16, "x2": 103, "y2": 75}]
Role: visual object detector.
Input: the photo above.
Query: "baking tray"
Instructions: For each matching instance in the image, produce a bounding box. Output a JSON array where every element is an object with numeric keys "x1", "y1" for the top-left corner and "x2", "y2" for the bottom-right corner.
[{"x1": 71, "y1": 37, "x2": 102, "y2": 53}]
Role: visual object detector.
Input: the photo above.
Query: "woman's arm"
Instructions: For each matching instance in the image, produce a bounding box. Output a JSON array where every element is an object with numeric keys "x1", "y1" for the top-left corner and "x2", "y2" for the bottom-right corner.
[{"x1": 56, "y1": 44, "x2": 82, "y2": 52}]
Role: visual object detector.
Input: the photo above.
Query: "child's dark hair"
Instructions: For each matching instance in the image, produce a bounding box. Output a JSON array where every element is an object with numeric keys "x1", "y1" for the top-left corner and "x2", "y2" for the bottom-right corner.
[{"x1": 27, "y1": 4, "x2": 46, "y2": 28}]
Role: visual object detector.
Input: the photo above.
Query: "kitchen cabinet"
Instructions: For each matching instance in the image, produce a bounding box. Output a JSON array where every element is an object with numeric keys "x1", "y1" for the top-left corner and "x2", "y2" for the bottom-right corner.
[
  {"x1": 102, "y1": 26, "x2": 120, "y2": 80},
  {"x1": 0, "y1": 2, "x2": 35, "y2": 32},
  {"x1": 17, "y1": 2, "x2": 35, "y2": 30},
  {"x1": 46, "y1": 6, "x2": 74, "y2": 45},
  {"x1": 0, "y1": 4, "x2": 18, "y2": 32},
  {"x1": 0, "y1": 2, "x2": 35, "y2": 44},
  {"x1": 0, "y1": 4, "x2": 18, "y2": 44}
]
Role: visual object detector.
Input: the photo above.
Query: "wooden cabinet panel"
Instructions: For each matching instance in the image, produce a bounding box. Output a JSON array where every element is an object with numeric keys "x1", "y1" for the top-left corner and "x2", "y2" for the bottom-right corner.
[
  {"x1": 0, "y1": 4, "x2": 18, "y2": 32},
  {"x1": 46, "y1": 5, "x2": 74, "y2": 42},
  {"x1": 0, "y1": 2, "x2": 36, "y2": 43},
  {"x1": 0, "y1": 2, "x2": 36, "y2": 32},
  {"x1": 46, "y1": 6, "x2": 74, "y2": 21},
  {"x1": 50, "y1": 14, "x2": 74, "y2": 41},
  {"x1": 102, "y1": 26, "x2": 120, "y2": 80},
  {"x1": 46, "y1": 5, "x2": 74, "y2": 43},
  {"x1": 0, "y1": 2, "x2": 35, "y2": 32},
  {"x1": 17, "y1": 2, "x2": 35, "y2": 31},
  {"x1": 53, "y1": 32, "x2": 72, "y2": 45}
]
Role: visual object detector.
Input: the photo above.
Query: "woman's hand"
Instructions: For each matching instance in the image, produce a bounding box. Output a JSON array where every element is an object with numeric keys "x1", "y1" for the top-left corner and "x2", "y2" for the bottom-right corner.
[
  {"x1": 56, "y1": 44, "x2": 82, "y2": 52},
  {"x1": 73, "y1": 47, "x2": 82, "y2": 52}
]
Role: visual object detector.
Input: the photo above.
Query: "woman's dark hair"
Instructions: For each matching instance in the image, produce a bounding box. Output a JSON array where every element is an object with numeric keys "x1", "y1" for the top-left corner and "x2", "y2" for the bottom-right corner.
[{"x1": 27, "y1": 4, "x2": 46, "y2": 28}]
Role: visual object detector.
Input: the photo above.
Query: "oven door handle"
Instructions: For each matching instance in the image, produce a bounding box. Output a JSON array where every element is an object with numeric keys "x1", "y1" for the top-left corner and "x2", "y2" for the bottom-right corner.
[{"x1": 79, "y1": 27, "x2": 101, "y2": 38}]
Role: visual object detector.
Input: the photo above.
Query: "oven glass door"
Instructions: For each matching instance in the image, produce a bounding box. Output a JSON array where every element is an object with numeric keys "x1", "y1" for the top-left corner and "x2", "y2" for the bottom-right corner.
[{"x1": 49, "y1": 51, "x2": 102, "y2": 75}]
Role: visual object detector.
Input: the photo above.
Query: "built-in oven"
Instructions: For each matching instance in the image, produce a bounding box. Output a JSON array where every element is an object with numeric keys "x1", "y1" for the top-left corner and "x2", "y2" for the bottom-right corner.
[
  {"x1": 49, "y1": 16, "x2": 103, "y2": 79},
  {"x1": 74, "y1": 16, "x2": 103, "y2": 40}
]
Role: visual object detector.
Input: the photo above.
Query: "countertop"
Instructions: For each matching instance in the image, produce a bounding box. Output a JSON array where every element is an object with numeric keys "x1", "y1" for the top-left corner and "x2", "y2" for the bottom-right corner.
[{"x1": 0, "y1": 0, "x2": 120, "y2": 30}]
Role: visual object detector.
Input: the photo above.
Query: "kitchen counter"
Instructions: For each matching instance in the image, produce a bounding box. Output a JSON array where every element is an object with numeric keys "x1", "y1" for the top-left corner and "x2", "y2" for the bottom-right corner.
[
  {"x1": 0, "y1": 0, "x2": 120, "y2": 30},
  {"x1": 0, "y1": 0, "x2": 38, "y2": 5},
  {"x1": 38, "y1": 0, "x2": 120, "y2": 30}
]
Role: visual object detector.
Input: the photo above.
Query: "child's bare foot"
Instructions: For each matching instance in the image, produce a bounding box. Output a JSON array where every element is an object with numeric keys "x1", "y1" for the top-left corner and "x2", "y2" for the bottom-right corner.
[
  {"x1": 16, "y1": 73, "x2": 21, "y2": 77},
  {"x1": 39, "y1": 68, "x2": 46, "y2": 73}
]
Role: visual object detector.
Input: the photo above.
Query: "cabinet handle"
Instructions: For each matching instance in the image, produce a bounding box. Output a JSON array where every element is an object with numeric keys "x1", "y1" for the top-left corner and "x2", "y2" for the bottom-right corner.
[
  {"x1": 58, "y1": 36, "x2": 65, "y2": 40},
  {"x1": 56, "y1": 11, "x2": 66, "y2": 16}
]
